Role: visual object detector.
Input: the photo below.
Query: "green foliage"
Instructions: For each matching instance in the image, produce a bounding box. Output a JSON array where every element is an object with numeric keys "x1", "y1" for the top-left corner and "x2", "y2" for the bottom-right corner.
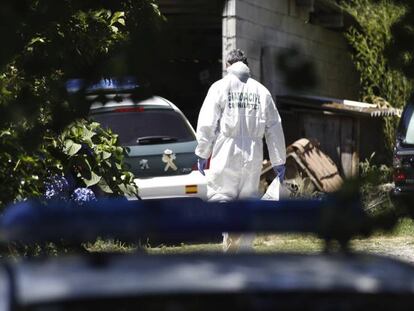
[
  {"x1": 0, "y1": 120, "x2": 138, "y2": 208},
  {"x1": 340, "y1": 0, "x2": 413, "y2": 153},
  {"x1": 0, "y1": 1, "x2": 164, "y2": 208},
  {"x1": 359, "y1": 153, "x2": 392, "y2": 185},
  {"x1": 341, "y1": 0, "x2": 407, "y2": 99},
  {"x1": 0, "y1": 126, "x2": 52, "y2": 206},
  {"x1": 58, "y1": 120, "x2": 138, "y2": 197},
  {"x1": 0, "y1": 1, "x2": 164, "y2": 138},
  {"x1": 386, "y1": 0, "x2": 414, "y2": 80},
  {"x1": 359, "y1": 153, "x2": 393, "y2": 215}
]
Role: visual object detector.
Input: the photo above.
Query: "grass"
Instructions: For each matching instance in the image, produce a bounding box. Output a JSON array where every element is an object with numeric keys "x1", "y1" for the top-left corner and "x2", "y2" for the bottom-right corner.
[
  {"x1": 84, "y1": 218, "x2": 414, "y2": 261},
  {"x1": 8, "y1": 220, "x2": 412, "y2": 258},
  {"x1": 389, "y1": 218, "x2": 414, "y2": 235},
  {"x1": 85, "y1": 239, "x2": 138, "y2": 253}
]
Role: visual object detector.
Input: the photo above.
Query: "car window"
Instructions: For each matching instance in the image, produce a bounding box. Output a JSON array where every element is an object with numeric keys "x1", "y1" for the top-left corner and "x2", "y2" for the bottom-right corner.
[
  {"x1": 91, "y1": 109, "x2": 195, "y2": 146},
  {"x1": 406, "y1": 121, "x2": 414, "y2": 145},
  {"x1": 399, "y1": 104, "x2": 414, "y2": 145}
]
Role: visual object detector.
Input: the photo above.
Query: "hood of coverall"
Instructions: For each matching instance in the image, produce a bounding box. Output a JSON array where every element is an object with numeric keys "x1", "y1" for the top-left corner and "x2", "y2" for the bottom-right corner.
[{"x1": 227, "y1": 61, "x2": 250, "y2": 83}]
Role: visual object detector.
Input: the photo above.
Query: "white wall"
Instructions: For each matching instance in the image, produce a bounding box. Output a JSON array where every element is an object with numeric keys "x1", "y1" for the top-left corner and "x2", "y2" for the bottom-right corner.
[{"x1": 222, "y1": 0, "x2": 359, "y2": 99}]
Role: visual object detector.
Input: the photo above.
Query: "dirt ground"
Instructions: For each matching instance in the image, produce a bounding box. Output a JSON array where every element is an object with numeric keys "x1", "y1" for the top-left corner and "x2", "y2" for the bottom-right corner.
[
  {"x1": 254, "y1": 234, "x2": 414, "y2": 263},
  {"x1": 350, "y1": 236, "x2": 414, "y2": 263},
  {"x1": 148, "y1": 234, "x2": 414, "y2": 264}
]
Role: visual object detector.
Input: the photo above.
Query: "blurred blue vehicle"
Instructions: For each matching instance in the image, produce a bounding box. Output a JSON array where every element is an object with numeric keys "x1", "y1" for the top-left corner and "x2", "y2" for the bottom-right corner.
[{"x1": 0, "y1": 197, "x2": 414, "y2": 311}]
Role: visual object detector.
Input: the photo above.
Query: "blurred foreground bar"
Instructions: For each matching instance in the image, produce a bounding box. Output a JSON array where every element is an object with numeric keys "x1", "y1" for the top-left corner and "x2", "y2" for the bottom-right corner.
[{"x1": 0, "y1": 197, "x2": 368, "y2": 245}]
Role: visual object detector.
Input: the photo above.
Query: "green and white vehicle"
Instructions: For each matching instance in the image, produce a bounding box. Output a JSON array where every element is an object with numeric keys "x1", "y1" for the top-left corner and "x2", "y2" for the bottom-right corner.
[{"x1": 77, "y1": 79, "x2": 207, "y2": 200}]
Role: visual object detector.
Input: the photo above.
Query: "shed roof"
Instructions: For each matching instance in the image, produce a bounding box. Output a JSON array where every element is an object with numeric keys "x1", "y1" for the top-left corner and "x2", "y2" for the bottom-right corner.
[{"x1": 277, "y1": 95, "x2": 401, "y2": 118}]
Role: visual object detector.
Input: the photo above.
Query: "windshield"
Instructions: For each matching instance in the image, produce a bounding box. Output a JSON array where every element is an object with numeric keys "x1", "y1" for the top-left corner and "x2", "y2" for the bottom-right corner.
[
  {"x1": 91, "y1": 109, "x2": 195, "y2": 146},
  {"x1": 399, "y1": 104, "x2": 414, "y2": 145}
]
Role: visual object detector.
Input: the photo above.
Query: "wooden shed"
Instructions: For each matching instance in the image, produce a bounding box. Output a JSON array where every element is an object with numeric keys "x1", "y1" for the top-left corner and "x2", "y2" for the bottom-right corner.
[{"x1": 276, "y1": 95, "x2": 400, "y2": 177}]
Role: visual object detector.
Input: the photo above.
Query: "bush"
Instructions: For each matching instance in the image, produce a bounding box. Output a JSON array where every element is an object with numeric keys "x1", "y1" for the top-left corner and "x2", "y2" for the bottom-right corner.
[
  {"x1": 359, "y1": 153, "x2": 393, "y2": 215},
  {"x1": 57, "y1": 120, "x2": 137, "y2": 197},
  {"x1": 0, "y1": 120, "x2": 138, "y2": 210},
  {"x1": 340, "y1": 0, "x2": 413, "y2": 154},
  {"x1": 0, "y1": 1, "x2": 165, "y2": 208}
]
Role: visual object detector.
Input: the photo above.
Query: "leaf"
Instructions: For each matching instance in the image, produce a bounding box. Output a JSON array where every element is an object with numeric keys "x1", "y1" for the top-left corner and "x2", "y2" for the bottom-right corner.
[
  {"x1": 102, "y1": 151, "x2": 112, "y2": 160},
  {"x1": 118, "y1": 18, "x2": 125, "y2": 26},
  {"x1": 63, "y1": 139, "x2": 82, "y2": 156},
  {"x1": 113, "y1": 11, "x2": 125, "y2": 19},
  {"x1": 111, "y1": 11, "x2": 125, "y2": 25},
  {"x1": 118, "y1": 183, "x2": 138, "y2": 197},
  {"x1": 82, "y1": 171, "x2": 101, "y2": 187},
  {"x1": 98, "y1": 178, "x2": 113, "y2": 193},
  {"x1": 0, "y1": 130, "x2": 11, "y2": 137},
  {"x1": 70, "y1": 125, "x2": 81, "y2": 137},
  {"x1": 82, "y1": 127, "x2": 96, "y2": 141},
  {"x1": 83, "y1": 158, "x2": 92, "y2": 171},
  {"x1": 89, "y1": 122, "x2": 101, "y2": 129},
  {"x1": 28, "y1": 37, "x2": 46, "y2": 46}
]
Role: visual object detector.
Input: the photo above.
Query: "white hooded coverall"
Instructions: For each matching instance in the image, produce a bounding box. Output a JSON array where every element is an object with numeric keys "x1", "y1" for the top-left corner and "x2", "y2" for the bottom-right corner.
[
  {"x1": 195, "y1": 62, "x2": 286, "y2": 252},
  {"x1": 195, "y1": 61, "x2": 286, "y2": 201}
]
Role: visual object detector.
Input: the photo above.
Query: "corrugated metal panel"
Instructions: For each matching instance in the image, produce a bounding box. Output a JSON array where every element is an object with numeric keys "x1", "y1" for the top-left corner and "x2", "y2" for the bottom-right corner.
[{"x1": 288, "y1": 138, "x2": 343, "y2": 193}]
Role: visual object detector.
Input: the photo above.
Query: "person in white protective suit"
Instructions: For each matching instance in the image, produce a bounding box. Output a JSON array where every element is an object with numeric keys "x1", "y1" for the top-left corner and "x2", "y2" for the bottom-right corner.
[{"x1": 195, "y1": 49, "x2": 286, "y2": 252}]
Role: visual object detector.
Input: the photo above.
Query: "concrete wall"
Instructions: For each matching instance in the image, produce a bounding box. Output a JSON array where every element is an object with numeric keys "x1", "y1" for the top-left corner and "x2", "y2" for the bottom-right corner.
[{"x1": 222, "y1": 0, "x2": 359, "y2": 100}]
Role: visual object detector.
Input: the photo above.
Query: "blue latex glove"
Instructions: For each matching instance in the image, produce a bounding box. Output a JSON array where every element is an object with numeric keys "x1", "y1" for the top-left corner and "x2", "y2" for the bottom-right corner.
[
  {"x1": 197, "y1": 157, "x2": 208, "y2": 176},
  {"x1": 273, "y1": 164, "x2": 286, "y2": 182}
]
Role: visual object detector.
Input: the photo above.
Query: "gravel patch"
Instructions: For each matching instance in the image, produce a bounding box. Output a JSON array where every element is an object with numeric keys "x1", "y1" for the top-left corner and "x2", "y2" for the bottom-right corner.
[{"x1": 351, "y1": 237, "x2": 414, "y2": 263}]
